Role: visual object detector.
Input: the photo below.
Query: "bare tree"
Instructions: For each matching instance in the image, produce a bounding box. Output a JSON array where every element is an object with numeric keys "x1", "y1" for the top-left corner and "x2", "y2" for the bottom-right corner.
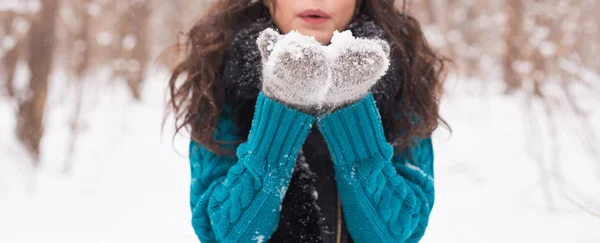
[
  {"x1": 114, "y1": 0, "x2": 151, "y2": 100},
  {"x1": 503, "y1": 0, "x2": 526, "y2": 92},
  {"x1": 63, "y1": 0, "x2": 94, "y2": 172},
  {"x1": 16, "y1": 0, "x2": 59, "y2": 163}
]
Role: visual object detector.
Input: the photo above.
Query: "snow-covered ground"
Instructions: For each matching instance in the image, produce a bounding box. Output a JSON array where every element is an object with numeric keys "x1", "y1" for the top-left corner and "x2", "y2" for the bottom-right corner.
[{"x1": 1, "y1": 68, "x2": 599, "y2": 242}]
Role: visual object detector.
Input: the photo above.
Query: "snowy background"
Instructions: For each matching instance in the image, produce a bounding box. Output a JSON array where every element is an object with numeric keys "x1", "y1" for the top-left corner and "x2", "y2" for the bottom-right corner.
[{"x1": 2, "y1": 0, "x2": 600, "y2": 242}]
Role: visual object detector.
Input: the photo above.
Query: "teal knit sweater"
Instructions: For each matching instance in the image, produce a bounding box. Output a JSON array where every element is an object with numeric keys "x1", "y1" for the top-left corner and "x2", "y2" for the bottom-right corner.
[{"x1": 189, "y1": 92, "x2": 435, "y2": 243}]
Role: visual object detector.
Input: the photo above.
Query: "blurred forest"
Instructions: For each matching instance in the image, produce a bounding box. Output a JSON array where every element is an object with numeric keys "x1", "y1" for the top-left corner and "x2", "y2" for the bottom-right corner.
[
  {"x1": 1, "y1": 0, "x2": 211, "y2": 164},
  {"x1": 1, "y1": 0, "x2": 599, "y2": 167}
]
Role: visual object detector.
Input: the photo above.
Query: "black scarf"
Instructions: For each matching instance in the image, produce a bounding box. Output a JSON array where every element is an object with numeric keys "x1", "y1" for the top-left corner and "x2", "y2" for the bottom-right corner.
[{"x1": 219, "y1": 15, "x2": 403, "y2": 242}]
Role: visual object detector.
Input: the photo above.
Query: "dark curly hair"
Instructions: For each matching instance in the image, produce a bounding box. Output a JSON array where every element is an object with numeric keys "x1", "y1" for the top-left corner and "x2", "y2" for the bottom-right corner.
[{"x1": 166, "y1": 0, "x2": 450, "y2": 156}]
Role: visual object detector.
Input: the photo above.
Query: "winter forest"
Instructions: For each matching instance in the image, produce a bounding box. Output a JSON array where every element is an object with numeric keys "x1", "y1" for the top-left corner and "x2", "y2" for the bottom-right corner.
[{"x1": 1, "y1": 0, "x2": 599, "y2": 242}]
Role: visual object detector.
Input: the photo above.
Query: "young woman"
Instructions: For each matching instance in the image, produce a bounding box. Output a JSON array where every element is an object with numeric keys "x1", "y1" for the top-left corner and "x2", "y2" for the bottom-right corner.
[{"x1": 167, "y1": 0, "x2": 447, "y2": 242}]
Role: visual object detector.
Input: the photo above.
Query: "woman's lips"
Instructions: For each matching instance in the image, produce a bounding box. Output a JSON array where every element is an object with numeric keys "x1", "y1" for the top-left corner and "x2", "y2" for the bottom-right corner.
[{"x1": 298, "y1": 9, "x2": 330, "y2": 25}]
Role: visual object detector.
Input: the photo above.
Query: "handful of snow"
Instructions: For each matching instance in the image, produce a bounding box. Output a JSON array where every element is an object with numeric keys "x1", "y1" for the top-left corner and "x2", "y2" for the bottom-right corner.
[
  {"x1": 328, "y1": 30, "x2": 356, "y2": 53},
  {"x1": 257, "y1": 28, "x2": 390, "y2": 112}
]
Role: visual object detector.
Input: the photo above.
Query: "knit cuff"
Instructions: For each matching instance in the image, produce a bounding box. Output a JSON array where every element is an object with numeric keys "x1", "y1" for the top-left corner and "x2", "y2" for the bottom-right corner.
[
  {"x1": 317, "y1": 93, "x2": 393, "y2": 165},
  {"x1": 242, "y1": 91, "x2": 315, "y2": 163}
]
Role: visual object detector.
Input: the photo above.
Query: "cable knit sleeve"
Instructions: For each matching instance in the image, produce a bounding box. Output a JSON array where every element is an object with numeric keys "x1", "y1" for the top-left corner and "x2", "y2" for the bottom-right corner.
[
  {"x1": 189, "y1": 92, "x2": 315, "y2": 243},
  {"x1": 317, "y1": 93, "x2": 435, "y2": 243}
]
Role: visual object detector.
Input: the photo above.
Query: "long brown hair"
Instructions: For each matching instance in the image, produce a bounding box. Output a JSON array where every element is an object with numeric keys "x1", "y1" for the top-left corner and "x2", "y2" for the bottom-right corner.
[{"x1": 167, "y1": 0, "x2": 449, "y2": 156}]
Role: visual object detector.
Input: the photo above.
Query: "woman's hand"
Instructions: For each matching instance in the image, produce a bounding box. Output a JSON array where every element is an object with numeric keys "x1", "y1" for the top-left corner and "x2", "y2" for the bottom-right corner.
[
  {"x1": 325, "y1": 30, "x2": 391, "y2": 108},
  {"x1": 256, "y1": 28, "x2": 390, "y2": 112},
  {"x1": 257, "y1": 28, "x2": 330, "y2": 112}
]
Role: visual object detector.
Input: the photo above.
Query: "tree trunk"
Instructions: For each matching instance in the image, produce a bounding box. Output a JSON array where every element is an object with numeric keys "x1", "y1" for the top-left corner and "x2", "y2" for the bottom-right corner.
[
  {"x1": 117, "y1": 1, "x2": 150, "y2": 100},
  {"x1": 64, "y1": 0, "x2": 93, "y2": 173},
  {"x1": 503, "y1": 0, "x2": 526, "y2": 92},
  {"x1": 16, "y1": 0, "x2": 58, "y2": 164}
]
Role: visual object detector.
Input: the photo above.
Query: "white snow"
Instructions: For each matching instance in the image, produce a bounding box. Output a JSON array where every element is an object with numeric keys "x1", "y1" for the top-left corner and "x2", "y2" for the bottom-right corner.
[
  {"x1": 404, "y1": 162, "x2": 434, "y2": 182},
  {"x1": 2, "y1": 36, "x2": 16, "y2": 50},
  {"x1": 1, "y1": 67, "x2": 599, "y2": 243},
  {"x1": 12, "y1": 17, "x2": 31, "y2": 33},
  {"x1": 268, "y1": 30, "x2": 317, "y2": 62},
  {"x1": 87, "y1": 2, "x2": 101, "y2": 16},
  {"x1": 329, "y1": 30, "x2": 355, "y2": 49},
  {"x1": 278, "y1": 186, "x2": 287, "y2": 201},
  {"x1": 311, "y1": 190, "x2": 319, "y2": 200},
  {"x1": 122, "y1": 34, "x2": 138, "y2": 50},
  {"x1": 421, "y1": 75, "x2": 600, "y2": 243},
  {"x1": 0, "y1": 66, "x2": 194, "y2": 243},
  {"x1": 252, "y1": 233, "x2": 265, "y2": 243},
  {"x1": 96, "y1": 31, "x2": 113, "y2": 46},
  {"x1": 539, "y1": 41, "x2": 557, "y2": 57},
  {"x1": 0, "y1": 0, "x2": 41, "y2": 14}
]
